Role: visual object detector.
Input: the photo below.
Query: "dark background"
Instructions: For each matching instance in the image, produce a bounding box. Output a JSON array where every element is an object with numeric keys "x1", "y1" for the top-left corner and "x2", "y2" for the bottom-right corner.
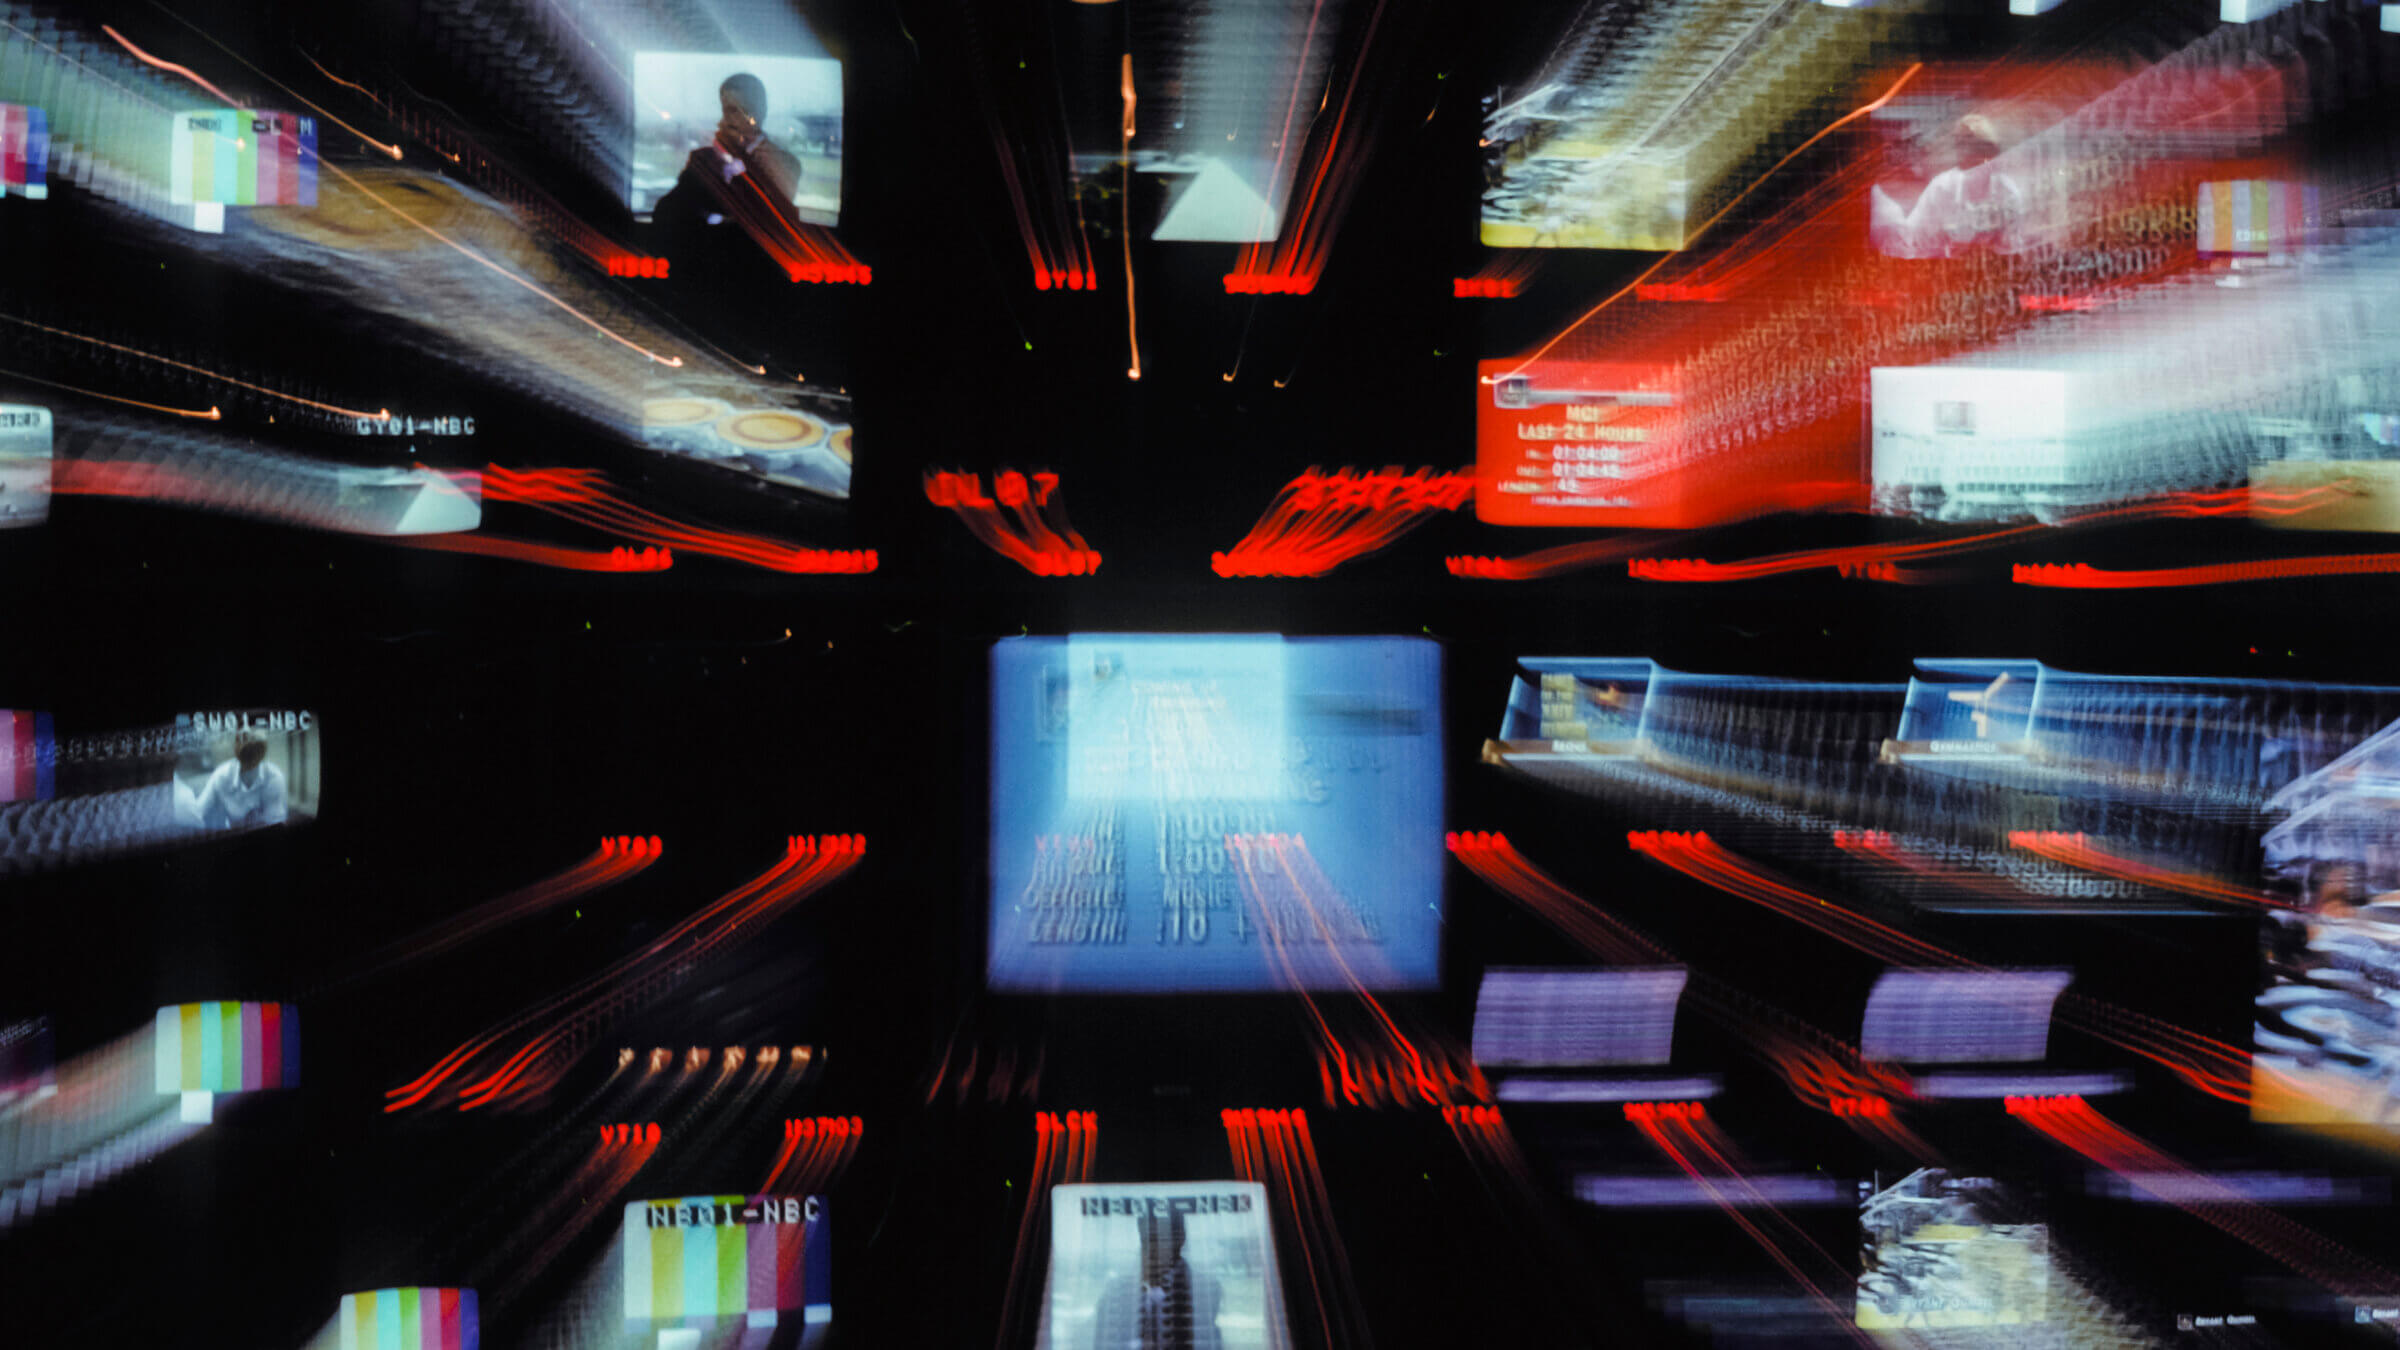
[{"x1": 3, "y1": 0, "x2": 2398, "y2": 1345}]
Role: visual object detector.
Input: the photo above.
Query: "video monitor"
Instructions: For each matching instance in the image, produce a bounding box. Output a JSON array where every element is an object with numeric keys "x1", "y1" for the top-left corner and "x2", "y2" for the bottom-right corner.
[
  {"x1": 2, "y1": 101, "x2": 49, "y2": 199},
  {"x1": 2256, "y1": 831, "x2": 2400, "y2": 1126},
  {"x1": 1035, "y1": 1182, "x2": 1292, "y2": 1350},
  {"x1": 622, "y1": 1194, "x2": 830, "y2": 1343},
  {"x1": 639, "y1": 385, "x2": 853, "y2": 501},
  {"x1": 988, "y1": 636, "x2": 1444, "y2": 993},
  {"x1": 334, "y1": 1288, "x2": 475, "y2": 1350},
  {"x1": 1857, "y1": 1170, "x2": 2049, "y2": 1330},
  {"x1": 2198, "y1": 180, "x2": 2318, "y2": 260},
  {"x1": 1859, "y1": 970, "x2": 2072, "y2": 1065},
  {"x1": 1472, "y1": 968, "x2": 1688, "y2": 1068},
  {"x1": 154, "y1": 1002, "x2": 300, "y2": 1093},
  {"x1": 1869, "y1": 366, "x2": 2070, "y2": 523},
  {"x1": 0, "y1": 404, "x2": 50, "y2": 529},
  {"x1": 169, "y1": 710, "x2": 321, "y2": 833},
  {"x1": 0, "y1": 1015, "x2": 54, "y2": 1110},
  {"x1": 630, "y1": 54, "x2": 842, "y2": 225},
  {"x1": 2, "y1": 709, "x2": 57, "y2": 803},
  {"x1": 1473, "y1": 361, "x2": 1681, "y2": 528}
]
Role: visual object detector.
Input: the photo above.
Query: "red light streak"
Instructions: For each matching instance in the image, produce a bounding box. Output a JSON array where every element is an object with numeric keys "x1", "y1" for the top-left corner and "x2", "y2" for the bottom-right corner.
[
  {"x1": 2017, "y1": 555, "x2": 2400, "y2": 589},
  {"x1": 1628, "y1": 831, "x2": 2255, "y2": 1104},
  {"x1": 1625, "y1": 1101, "x2": 1870, "y2": 1342},
  {"x1": 1227, "y1": 834, "x2": 1488, "y2": 1110},
  {"x1": 994, "y1": 1112, "x2": 1098, "y2": 1350},
  {"x1": 2009, "y1": 1095, "x2": 2399, "y2": 1299},
  {"x1": 329, "y1": 838, "x2": 660, "y2": 989},
  {"x1": 478, "y1": 465, "x2": 875, "y2": 574},
  {"x1": 394, "y1": 535, "x2": 673, "y2": 573},
  {"x1": 1223, "y1": 1109, "x2": 1370, "y2": 1349},
  {"x1": 1446, "y1": 533, "x2": 1664, "y2": 581},
  {"x1": 763, "y1": 1116, "x2": 864, "y2": 1194},
  {"x1": 1214, "y1": 467, "x2": 1474, "y2": 577},
  {"x1": 385, "y1": 836, "x2": 864, "y2": 1112},
  {"x1": 1458, "y1": 250, "x2": 1543, "y2": 301},
  {"x1": 2008, "y1": 831, "x2": 2295, "y2": 910},
  {"x1": 489, "y1": 1120, "x2": 661, "y2": 1305},
  {"x1": 926, "y1": 470, "x2": 1099, "y2": 576},
  {"x1": 1225, "y1": 0, "x2": 1413, "y2": 296}
]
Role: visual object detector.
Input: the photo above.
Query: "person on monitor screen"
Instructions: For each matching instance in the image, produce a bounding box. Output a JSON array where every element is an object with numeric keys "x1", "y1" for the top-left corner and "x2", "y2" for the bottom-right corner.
[
  {"x1": 191, "y1": 729, "x2": 288, "y2": 830},
  {"x1": 1090, "y1": 1209, "x2": 1223, "y2": 1350},
  {"x1": 651, "y1": 73, "x2": 807, "y2": 289},
  {"x1": 700, "y1": 73, "x2": 803, "y2": 205},
  {"x1": 1869, "y1": 113, "x2": 2027, "y2": 260}
]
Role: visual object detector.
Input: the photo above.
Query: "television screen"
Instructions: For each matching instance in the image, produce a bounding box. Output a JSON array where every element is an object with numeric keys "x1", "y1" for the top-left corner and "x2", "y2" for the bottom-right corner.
[
  {"x1": 2257, "y1": 885, "x2": 2400, "y2": 1126},
  {"x1": 1, "y1": 710, "x2": 57, "y2": 803},
  {"x1": 1036, "y1": 1182, "x2": 1292, "y2": 1350},
  {"x1": 988, "y1": 636, "x2": 1443, "y2": 993},
  {"x1": 1472, "y1": 968, "x2": 1688, "y2": 1068},
  {"x1": 154, "y1": 1002, "x2": 300, "y2": 1094},
  {"x1": 621, "y1": 1194, "x2": 830, "y2": 1337},
  {"x1": 0, "y1": 404, "x2": 50, "y2": 529},
  {"x1": 639, "y1": 385, "x2": 853, "y2": 502},
  {"x1": 629, "y1": 53, "x2": 842, "y2": 224},
  {"x1": 1473, "y1": 361, "x2": 1680, "y2": 527},
  {"x1": 334, "y1": 1289, "x2": 475, "y2": 1350},
  {"x1": 1857, "y1": 1170, "x2": 2049, "y2": 1329},
  {"x1": 1859, "y1": 970, "x2": 2072, "y2": 1065},
  {"x1": 169, "y1": 710, "x2": 321, "y2": 832},
  {"x1": 2197, "y1": 180, "x2": 2318, "y2": 259}
]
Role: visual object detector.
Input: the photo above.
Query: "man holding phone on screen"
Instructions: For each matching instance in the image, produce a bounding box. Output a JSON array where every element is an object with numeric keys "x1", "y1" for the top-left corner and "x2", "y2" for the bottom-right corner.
[
  {"x1": 189, "y1": 729, "x2": 288, "y2": 830},
  {"x1": 701, "y1": 73, "x2": 802, "y2": 206},
  {"x1": 652, "y1": 72, "x2": 807, "y2": 288}
]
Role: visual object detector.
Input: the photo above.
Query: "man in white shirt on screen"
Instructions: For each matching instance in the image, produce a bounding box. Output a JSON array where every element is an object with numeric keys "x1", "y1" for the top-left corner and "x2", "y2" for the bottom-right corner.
[{"x1": 190, "y1": 729, "x2": 287, "y2": 830}]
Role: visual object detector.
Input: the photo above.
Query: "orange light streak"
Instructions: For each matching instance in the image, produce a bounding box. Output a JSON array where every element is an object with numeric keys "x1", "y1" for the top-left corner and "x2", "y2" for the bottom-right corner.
[
  {"x1": 99, "y1": 25, "x2": 239, "y2": 109},
  {"x1": 0, "y1": 367, "x2": 218, "y2": 420},
  {"x1": 1498, "y1": 64, "x2": 1924, "y2": 383},
  {"x1": 0, "y1": 314, "x2": 387, "y2": 422},
  {"x1": 136, "y1": 8, "x2": 405, "y2": 159},
  {"x1": 1121, "y1": 53, "x2": 1141, "y2": 380},
  {"x1": 2017, "y1": 555, "x2": 2400, "y2": 589}
]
